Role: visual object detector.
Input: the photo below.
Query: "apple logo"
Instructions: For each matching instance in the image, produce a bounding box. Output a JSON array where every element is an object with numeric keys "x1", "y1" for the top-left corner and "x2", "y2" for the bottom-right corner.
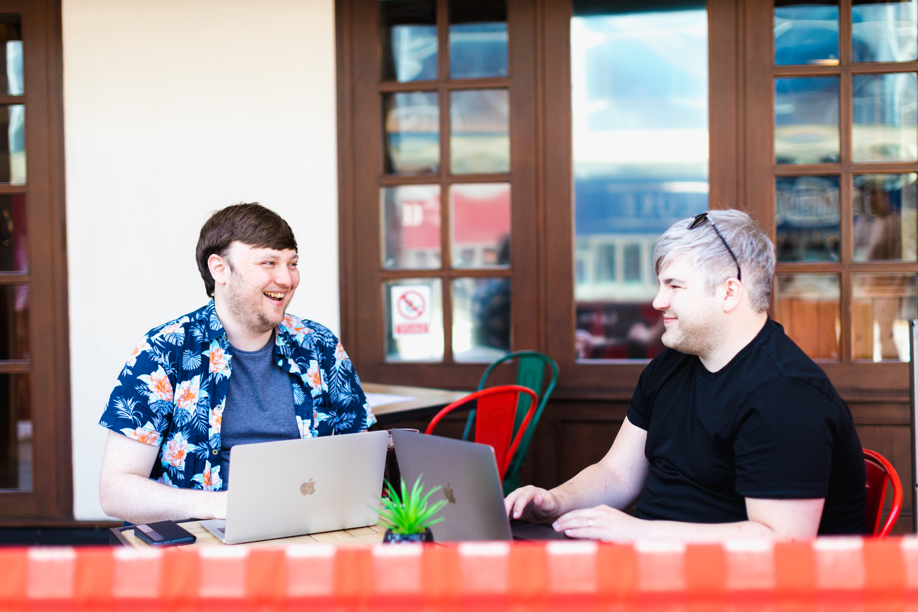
[
  {"x1": 444, "y1": 483, "x2": 456, "y2": 504},
  {"x1": 300, "y1": 478, "x2": 316, "y2": 496}
]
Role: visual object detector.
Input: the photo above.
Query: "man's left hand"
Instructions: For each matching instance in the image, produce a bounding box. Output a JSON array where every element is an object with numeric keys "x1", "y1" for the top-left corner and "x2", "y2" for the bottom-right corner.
[{"x1": 552, "y1": 505, "x2": 636, "y2": 540}]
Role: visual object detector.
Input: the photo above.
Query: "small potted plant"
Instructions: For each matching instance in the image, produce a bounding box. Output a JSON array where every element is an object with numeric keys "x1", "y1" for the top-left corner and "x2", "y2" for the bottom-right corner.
[{"x1": 378, "y1": 475, "x2": 447, "y2": 543}]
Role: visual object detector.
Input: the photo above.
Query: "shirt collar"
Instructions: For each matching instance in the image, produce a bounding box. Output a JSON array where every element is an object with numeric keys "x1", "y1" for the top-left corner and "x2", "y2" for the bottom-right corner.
[{"x1": 203, "y1": 299, "x2": 297, "y2": 359}]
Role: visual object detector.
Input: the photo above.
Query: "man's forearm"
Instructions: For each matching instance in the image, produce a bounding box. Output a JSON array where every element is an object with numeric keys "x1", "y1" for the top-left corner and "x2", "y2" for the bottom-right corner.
[
  {"x1": 551, "y1": 461, "x2": 641, "y2": 516},
  {"x1": 100, "y1": 472, "x2": 225, "y2": 525},
  {"x1": 618, "y1": 517, "x2": 781, "y2": 541}
]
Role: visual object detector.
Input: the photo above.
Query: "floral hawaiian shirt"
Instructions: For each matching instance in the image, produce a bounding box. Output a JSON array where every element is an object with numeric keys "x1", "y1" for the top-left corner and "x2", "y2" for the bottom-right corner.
[{"x1": 99, "y1": 301, "x2": 375, "y2": 491}]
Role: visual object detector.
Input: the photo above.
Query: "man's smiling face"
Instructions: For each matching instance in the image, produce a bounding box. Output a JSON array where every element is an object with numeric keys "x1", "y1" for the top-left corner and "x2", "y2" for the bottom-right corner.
[
  {"x1": 221, "y1": 241, "x2": 299, "y2": 335},
  {"x1": 651, "y1": 255, "x2": 721, "y2": 357}
]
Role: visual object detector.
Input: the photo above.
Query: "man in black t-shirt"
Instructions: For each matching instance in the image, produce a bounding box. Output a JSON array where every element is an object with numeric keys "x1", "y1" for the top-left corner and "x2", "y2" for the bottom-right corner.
[{"x1": 505, "y1": 210, "x2": 867, "y2": 540}]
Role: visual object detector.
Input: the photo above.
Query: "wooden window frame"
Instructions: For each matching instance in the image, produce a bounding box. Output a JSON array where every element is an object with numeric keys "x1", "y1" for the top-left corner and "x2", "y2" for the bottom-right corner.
[
  {"x1": 540, "y1": 0, "x2": 741, "y2": 397},
  {"x1": 0, "y1": 0, "x2": 70, "y2": 520},
  {"x1": 337, "y1": 0, "x2": 541, "y2": 389},
  {"x1": 745, "y1": 0, "x2": 917, "y2": 394},
  {"x1": 336, "y1": 0, "x2": 805, "y2": 400}
]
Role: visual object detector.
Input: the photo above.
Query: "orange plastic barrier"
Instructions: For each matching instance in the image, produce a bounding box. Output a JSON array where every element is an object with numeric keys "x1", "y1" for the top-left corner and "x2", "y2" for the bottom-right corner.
[{"x1": 2, "y1": 538, "x2": 917, "y2": 610}]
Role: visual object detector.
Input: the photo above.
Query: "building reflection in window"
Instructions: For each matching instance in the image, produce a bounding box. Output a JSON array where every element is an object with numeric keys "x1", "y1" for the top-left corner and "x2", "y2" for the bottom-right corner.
[
  {"x1": 571, "y1": 0, "x2": 708, "y2": 360},
  {"x1": 775, "y1": 175, "x2": 841, "y2": 262}
]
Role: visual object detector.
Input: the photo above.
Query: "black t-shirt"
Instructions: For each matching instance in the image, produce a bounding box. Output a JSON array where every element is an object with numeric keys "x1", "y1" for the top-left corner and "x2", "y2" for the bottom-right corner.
[{"x1": 626, "y1": 320, "x2": 867, "y2": 535}]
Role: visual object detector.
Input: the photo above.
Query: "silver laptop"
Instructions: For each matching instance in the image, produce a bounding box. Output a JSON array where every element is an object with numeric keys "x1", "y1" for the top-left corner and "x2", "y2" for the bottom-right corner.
[
  {"x1": 392, "y1": 430, "x2": 568, "y2": 542},
  {"x1": 201, "y1": 430, "x2": 388, "y2": 545}
]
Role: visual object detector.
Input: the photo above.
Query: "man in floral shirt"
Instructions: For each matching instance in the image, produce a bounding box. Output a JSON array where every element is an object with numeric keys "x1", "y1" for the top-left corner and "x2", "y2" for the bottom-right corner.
[{"x1": 98, "y1": 203, "x2": 375, "y2": 524}]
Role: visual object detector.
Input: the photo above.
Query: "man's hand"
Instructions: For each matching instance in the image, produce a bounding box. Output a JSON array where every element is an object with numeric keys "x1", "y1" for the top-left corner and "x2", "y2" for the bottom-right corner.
[
  {"x1": 505, "y1": 485, "x2": 563, "y2": 523},
  {"x1": 551, "y1": 505, "x2": 636, "y2": 539}
]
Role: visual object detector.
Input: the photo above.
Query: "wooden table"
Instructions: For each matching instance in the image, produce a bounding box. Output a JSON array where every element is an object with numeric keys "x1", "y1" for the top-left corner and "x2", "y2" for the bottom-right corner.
[
  {"x1": 362, "y1": 383, "x2": 469, "y2": 426},
  {"x1": 110, "y1": 520, "x2": 386, "y2": 549}
]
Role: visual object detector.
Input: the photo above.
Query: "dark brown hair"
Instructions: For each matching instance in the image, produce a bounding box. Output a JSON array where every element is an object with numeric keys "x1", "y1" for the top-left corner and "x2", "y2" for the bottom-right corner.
[{"x1": 196, "y1": 203, "x2": 298, "y2": 297}]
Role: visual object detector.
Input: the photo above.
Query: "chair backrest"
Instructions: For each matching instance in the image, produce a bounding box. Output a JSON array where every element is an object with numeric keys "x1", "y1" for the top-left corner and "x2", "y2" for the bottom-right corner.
[
  {"x1": 426, "y1": 385, "x2": 539, "y2": 480},
  {"x1": 462, "y1": 351, "x2": 559, "y2": 491},
  {"x1": 863, "y1": 448, "x2": 902, "y2": 538}
]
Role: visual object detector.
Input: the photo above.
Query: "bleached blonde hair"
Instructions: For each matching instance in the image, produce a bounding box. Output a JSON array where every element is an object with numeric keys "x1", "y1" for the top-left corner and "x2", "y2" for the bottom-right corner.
[{"x1": 653, "y1": 209, "x2": 775, "y2": 313}]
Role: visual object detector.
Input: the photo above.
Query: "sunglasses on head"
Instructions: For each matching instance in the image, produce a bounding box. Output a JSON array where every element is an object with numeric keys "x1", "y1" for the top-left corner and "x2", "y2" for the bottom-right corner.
[{"x1": 688, "y1": 212, "x2": 742, "y2": 281}]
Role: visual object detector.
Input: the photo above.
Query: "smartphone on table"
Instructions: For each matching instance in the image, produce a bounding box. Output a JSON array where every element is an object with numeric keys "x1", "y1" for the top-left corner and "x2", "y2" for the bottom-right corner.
[{"x1": 134, "y1": 520, "x2": 196, "y2": 547}]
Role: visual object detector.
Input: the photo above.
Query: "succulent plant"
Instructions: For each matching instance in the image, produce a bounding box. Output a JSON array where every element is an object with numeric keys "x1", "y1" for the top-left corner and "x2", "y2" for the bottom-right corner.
[{"x1": 378, "y1": 475, "x2": 447, "y2": 536}]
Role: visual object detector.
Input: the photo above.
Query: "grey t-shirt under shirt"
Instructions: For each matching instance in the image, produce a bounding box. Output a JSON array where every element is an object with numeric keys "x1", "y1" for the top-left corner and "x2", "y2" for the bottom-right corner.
[{"x1": 219, "y1": 333, "x2": 299, "y2": 488}]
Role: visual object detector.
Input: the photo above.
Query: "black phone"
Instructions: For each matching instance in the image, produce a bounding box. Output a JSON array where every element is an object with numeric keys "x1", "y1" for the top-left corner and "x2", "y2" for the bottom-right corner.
[{"x1": 134, "y1": 520, "x2": 196, "y2": 547}]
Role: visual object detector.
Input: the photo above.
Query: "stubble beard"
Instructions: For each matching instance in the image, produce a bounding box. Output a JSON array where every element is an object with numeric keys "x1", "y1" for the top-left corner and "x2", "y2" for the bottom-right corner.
[
  {"x1": 660, "y1": 316, "x2": 719, "y2": 357},
  {"x1": 225, "y1": 272, "x2": 288, "y2": 336}
]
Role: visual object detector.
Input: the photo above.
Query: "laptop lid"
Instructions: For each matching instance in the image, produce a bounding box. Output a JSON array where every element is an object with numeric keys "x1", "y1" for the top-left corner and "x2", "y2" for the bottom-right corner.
[
  {"x1": 222, "y1": 430, "x2": 388, "y2": 544},
  {"x1": 391, "y1": 430, "x2": 512, "y2": 542}
]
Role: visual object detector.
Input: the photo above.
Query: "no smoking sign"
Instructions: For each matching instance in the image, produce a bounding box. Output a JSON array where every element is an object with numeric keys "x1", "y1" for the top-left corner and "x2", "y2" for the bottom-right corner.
[{"x1": 391, "y1": 285, "x2": 431, "y2": 338}]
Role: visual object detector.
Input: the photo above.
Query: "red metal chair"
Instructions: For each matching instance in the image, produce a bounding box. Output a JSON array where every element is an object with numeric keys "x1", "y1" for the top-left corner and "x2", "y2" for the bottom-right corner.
[
  {"x1": 426, "y1": 385, "x2": 538, "y2": 480},
  {"x1": 863, "y1": 448, "x2": 902, "y2": 538}
]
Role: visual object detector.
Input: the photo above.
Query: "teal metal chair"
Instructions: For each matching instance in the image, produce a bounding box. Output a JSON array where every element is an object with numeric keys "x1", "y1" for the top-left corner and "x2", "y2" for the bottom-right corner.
[{"x1": 461, "y1": 351, "x2": 559, "y2": 494}]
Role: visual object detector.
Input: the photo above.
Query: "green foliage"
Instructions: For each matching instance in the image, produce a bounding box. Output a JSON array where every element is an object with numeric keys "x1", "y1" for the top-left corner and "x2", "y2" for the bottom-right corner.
[{"x1": 377, "y1": 474, "x2": 447, "y2": 536}]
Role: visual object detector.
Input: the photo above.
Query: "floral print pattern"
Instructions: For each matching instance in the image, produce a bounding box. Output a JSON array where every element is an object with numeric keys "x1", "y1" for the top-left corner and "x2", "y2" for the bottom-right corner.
[{"x1": 100, "y1": 301, "x2": 375, "y2": 490}]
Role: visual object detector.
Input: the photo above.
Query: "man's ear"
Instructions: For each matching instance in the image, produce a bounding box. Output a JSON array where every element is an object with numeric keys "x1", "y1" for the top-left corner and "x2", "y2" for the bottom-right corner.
[
  {"x1": 208, "y1": 253, "x2": 229, "y2": 287},
  {"x1": 721, "y1": 278, "x2": 743, "y2": 313}
]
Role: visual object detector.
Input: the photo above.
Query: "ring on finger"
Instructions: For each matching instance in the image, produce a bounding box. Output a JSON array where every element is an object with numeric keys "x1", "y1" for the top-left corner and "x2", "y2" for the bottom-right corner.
[{"x1": 588, "y1": 519, "x2": 594, "y2": 527}]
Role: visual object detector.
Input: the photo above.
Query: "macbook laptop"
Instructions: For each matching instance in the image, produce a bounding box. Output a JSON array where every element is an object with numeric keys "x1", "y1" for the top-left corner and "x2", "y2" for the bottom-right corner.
[
  {"x1": 391, "y1": 430, "x2": 568, "y2": 541},
  {"x1": 201, "y1": 430, "x2": 388, "y2": 545}
]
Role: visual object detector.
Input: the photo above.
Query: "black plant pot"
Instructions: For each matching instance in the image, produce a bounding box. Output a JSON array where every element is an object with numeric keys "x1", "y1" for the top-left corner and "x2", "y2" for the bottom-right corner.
[{"x1": 383, "y1": 528, "x2": 434, "y2": 543}]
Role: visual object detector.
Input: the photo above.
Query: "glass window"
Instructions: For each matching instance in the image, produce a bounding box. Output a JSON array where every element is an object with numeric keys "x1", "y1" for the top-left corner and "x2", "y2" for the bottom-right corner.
[
  {"x1": 774, "y1": 274, "x2": 841, "y2": 360},
  {"x1": 452, "y1": 277, "x2": 510, "y2": 362},
  {"x1": 451, "y1": 183, "x2": 510, "y2": 268},
  {"x1": 572, "y1": 1, "x2": 708, "y2": 360},
  {"x1": 853, "y1": 174, "x2": 917, "y2": 261},
  {"x1": 852, "y1": 73, "x2": 918, "y2": 163},
  {"x1": 0, "y1": 284, "x2": 27, "y2": 361},
  {"x1": 775, "y1": 77, "x2": 840, "y2": 164},
  {"x1": 380, "y1": 0, "x2": 438, "y2": 82},
  {"x1": 852, "y1": 273, "x2": 917, "y2": 361},
  {"x1": 449, "y1": 0, "x2": 508, "y2": 79},
  {"x1": 774, "y1": 1, "x2": 839, "y2": 66},
  {"x1": 381, "y1": 185, "x2": 441, "y2": 269},
  {"x1": 775, "y1": 175, "x2": 840, "y2": 262},
  {"x1": 0, "y1": 374, "x2": 31, "y2": 491},
  {"x1": 852, "y1": 0, "x2": 917, "y2": 63},
  {"x1": 384, "y1": 279, "x2": 444, "y2": 362},
  {"x1": 383, "y1": 92, "x2": 440, "y2": 175},
  {"x1": 450, "y1": 89, "x2": 509, "y2": 174},
  {"x1": 0, "y1": 195, "x2": 26, "y2": 272}
]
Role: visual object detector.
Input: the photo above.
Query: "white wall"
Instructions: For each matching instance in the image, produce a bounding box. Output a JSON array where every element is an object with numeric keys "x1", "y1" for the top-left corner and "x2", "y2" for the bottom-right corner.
[{"x1": 63, "y1": 0, "x2": 340, "y2": 519}]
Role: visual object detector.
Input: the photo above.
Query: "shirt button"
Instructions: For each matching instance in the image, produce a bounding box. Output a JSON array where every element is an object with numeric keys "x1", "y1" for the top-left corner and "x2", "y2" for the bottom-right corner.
[{"x1": 212, "y1": 449, "x2": 218, "y2": 456}]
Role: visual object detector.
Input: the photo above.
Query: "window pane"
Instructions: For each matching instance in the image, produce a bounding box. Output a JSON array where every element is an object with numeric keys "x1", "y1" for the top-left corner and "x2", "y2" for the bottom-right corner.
[
  {"x1": 450, "y1": 89, "x2": 509, "y2": 174},
  {"x1": 774, "y1": 274, "x2": 840, "y2": 360},
  {"x1": 853, "y1": 174, "x2": 917, "y2": 261},
  {"x1": 452, "y1": 277, "x2": 510, "y2": 362},
  {"x1": 384, "y1": 279, "x2": 444, "y2": 362},
  {"x1": 776, "y1": 175, "x2": 840, "y2": 261},
  {"x1": 449, "y1": 0, "x2": 508, "y2": 79},
  {"x1": 572, "y1": 3, "x2": 708, "y2": 361},
  {"x1": 852, "y1": 73, "x2": 918, "y2": 163},
  {"x1": 853, "y1": 0, "x2": 918, "y2": 63},
  {"x1": 0, "y1": 17, "x2": 21, "y2": 96},
  {"x1": 0, "y1": 284, "x2": 28, "y2": 361},
  {"x1": 852, "y1": 273, "x2": 917, "y2": 361},
  {"x1": 380, "y1": 0, "x2": 437, "y2": 82},
  {"x1": 381, "y1": 185, "x2": 441, "y2": 269},
  {"x1": 451, "y1": 183, "x2": 510, "y2": 268},
  {"x1": 0, "y1": 374, "x2": 31, "y2": 491},
  {"x1": 774, "y1": 1, "x2": 839, "y2": 66},
  {"x1": 0, "y1": 194, "x2": 26, "y2": 272},
  {"x1": 775, "y1": 77, "x2": 840, "y2": 164},
  {"x1": 383, "y1": 92, "x2": 439, "y2": 175}
]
